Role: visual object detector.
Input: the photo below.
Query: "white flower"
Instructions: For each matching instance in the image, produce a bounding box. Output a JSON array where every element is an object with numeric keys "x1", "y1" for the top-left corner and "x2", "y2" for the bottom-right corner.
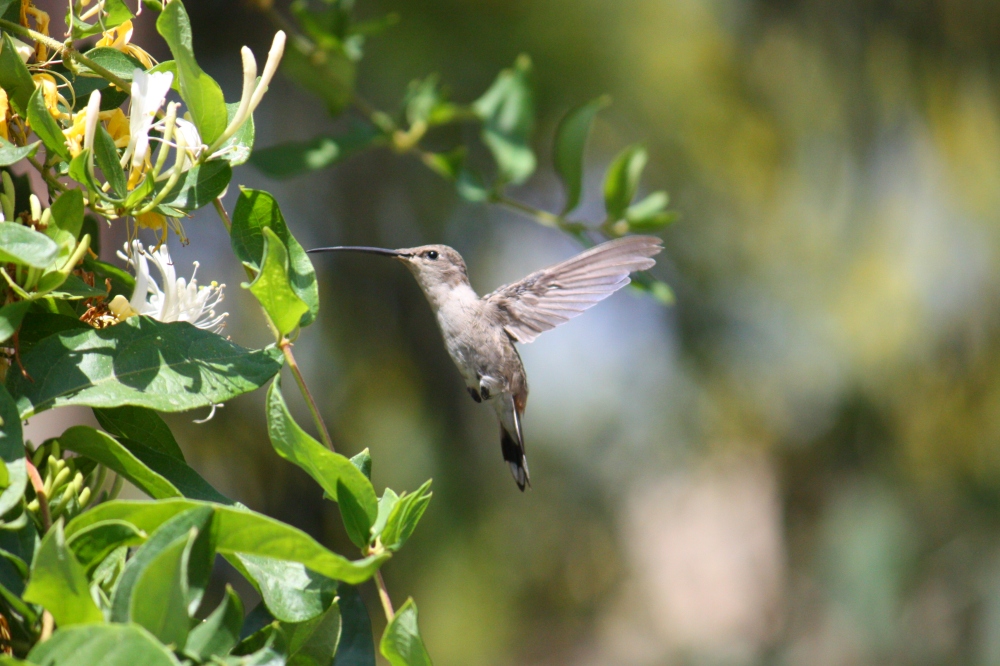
[
  {"x1": 116, "y1": 240, "x2": 227, "y2": 332},
  {"x1": 83, "y1": 90, "x2": 102, "y2": 155},
  {"x1": 172, "y1": 117, "x2": 203, "y2": 170},
  {"x1": 124, "y1": 68, "x2": 174, "y2": 168}
]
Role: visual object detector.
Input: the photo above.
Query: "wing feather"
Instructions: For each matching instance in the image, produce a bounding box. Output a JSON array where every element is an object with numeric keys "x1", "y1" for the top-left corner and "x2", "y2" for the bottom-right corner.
[{"x1": 485, "y1": 236, "x2": 663, "y2": 343}]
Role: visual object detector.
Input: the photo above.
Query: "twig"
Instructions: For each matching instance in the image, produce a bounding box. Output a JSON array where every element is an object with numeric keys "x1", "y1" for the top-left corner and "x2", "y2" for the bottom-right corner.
[
  {"x1": 375, "y1": 570, "x2": 394, "y2": 620},
  {"x1": 279, "y1": 339, "x2": 335, "y2": 452},
  {"x1": 212, "y1": 197, "x2": 232, "y2": 232}
]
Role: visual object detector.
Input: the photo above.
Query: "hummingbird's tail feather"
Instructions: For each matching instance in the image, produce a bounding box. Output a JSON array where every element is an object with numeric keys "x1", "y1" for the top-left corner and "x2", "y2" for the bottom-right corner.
[{"x1": 496, "y1": 394, "x2": 530, "y2": 491}]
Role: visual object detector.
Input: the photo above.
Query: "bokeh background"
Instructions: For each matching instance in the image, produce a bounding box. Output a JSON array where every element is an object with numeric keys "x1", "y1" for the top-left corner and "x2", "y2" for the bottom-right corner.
[{"x1": 25, "y1": 0, "x2": 1000, "y2": 663}]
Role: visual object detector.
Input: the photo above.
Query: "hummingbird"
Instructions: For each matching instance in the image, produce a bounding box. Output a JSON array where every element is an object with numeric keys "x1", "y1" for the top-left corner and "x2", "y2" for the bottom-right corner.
[{"x1": 308, "y1": 235, "x2": 663, "y2": 490}]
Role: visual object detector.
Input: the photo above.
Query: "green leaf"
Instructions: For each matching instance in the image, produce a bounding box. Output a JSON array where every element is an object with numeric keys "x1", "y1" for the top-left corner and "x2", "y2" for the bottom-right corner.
[
  {"x1": 0, "y1": 222, "x2": 58, "y2": 269},
  {"x1": 473, "y1": 54, "x2": 535, "y2": 185},
  {"x1": 75, "y1": 47, "x2": 146, "y2": 80},
  {"x1": 624, "y1": 191, "x2": 675, "y2": 230},
  {"x1": 67, "y1": 499, "x2": 391, "y2": 585},
  {"x1": 236, "y1": 555, "x2": 337, "y2": 623},
  {"x1": 57, "y1": 426, "x2": 182, "y2": 500},
  {"x1": 0, "y1": 301, "x2": 29, "y2": 344},
  {"x1": 155, "y1": 160, "x2": 232, "y2": 211},
  {"x1": 250, "y1": 126, "x2": 382, "y2": 179},
  {"x1": 334, "y1": 583, "x2": 375, "y2": 666},
  {"x1": 285, "y1": 600, "x2": 340, "y2": 666},
  {"x1": 7, "y1": 317, "x2": 283, "y2": 419},
  {"x1": 109, "y1": 506, "x2": 214, "y2": 623},
  {"x1": 281, "y1": 37, "x2": 355, "y2": 115},
  {"x1": 27, "y1": 87, "x2": 71, "y2": 162},
  {"x1": 232, "y1": 188, "x2": 319, "y2": 327},
  {"x1": 380, "y1": 480, "x2": 432, "y2": 552},
  {"x1": 0, "y1": 136, "x2": 39, "y2": 167},
  {"x1": 156, "y1": 0, "x2": 228, "y2": 144},
  {"x1": 129, "y1": 526, "x2": 199, "y2": 647},
  {"x1": 267, "y1": 380, "x2": 377, "y2": 548},
  {"x1": 379, "y1": 598, "x2": 431, "y2": 666},
  {"x1": 0, "y1": 385, "x2": 26, "y2": 518},
  {"x1": 121, "y1": 439, "x2": 232, "y2": 504},
  {"x1": 370, "y1": 488, "x2": 398, "y2": 540},
  {"x1": 221, "y1": 101, "x2": 255, "y2": 166},
  {"x1": 95, "y1": 125, "x2": 127, "y2": 200},
  {"x1": 247, "y1": 228, "x2": 310, "y2": 338},
  {"x1": 28, "y1": 623, "x2": 181, "y2": 666},
  {"x1": 185, "y1": 585, "x2": 243, "y2": 660},
  {"x1": 350, "y1": 449, "x2": 371, "y2": 480},
  {"x1": 50, "y1": 190, "x2": 85, "y2": 240},
  {"x1": 554, "y1": 96, "x2": 610, "y2": 215},
  {"x1": 93, "y1": 406, "x2": 185, "y2": 461},
  {"x1": 0, "y1": 33, "x2": 35, "y2": 115},
  {"x1": 15, "y1": 312, "x2": 89, "y2": 354},
  {"x1": 603, "y1": 144, "x2": 648, "y2": 221},
  {"x1": 66, "y1": 519, "x2": 146, "y2": 574},
  {"x1": 0, "y1": 0, "x2": 19, "y2": 23},
  {"x1": 67, "y1": 0, "x2": 133, "y2": 39},
  {"x1": 23, "y1": 520, "x2": 104, "y2": 626}
]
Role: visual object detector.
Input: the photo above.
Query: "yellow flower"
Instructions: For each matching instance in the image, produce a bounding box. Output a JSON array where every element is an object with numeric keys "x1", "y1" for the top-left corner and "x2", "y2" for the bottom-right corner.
[
  {"x1": 135, "y1": 211, "x2": 187, "y2": 247},
  {"x1": 20, "y1": 2, "x2": 50, "y2": 62},
  {"x1": 95, "y1": 21, "x2": 155, "y2": 70},
  {"x1": 63, "y1": 108, "x2": 89, "y2": 157},
  {"x1": 30, "y1": 74, "x2": 68, "y2": 120},
  {"x1": 0, "y1": 90, "x2": 8, "y2": 142},
  {"x1": 105, "y1": 108, "x2": 130, "y2": 148}
]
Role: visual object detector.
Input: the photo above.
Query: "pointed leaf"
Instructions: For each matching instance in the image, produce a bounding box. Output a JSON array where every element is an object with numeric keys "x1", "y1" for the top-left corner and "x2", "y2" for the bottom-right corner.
[
  {"x1": 222, "y1": 101, "x2": 255, "y2": 166},
  {"x1": 67, "y1": 499, "x2": 390, "y2": 585},
  {"x1": 27, "y1": 87, "x2": 71, "y2": 162},
  {"x1": 267, "y1": 380, "x2": 377, "y2": 547},
  {"x1": 23, "y1": 520, "x2": 103, "y2": 626},
  {"x1": 7, "y1": 317, "x2": 283, "y2": 419},
  {"x1": 247, "y1": 227, "x2": 310, "y2": 338},
  {"x1": 236, "y1": 555, "x2": 337, "y2": 623},
  {"x1": 66, "y1": 519, "x2": 146, "y2": 574},
  {"x1": 334, "y1": 583, "x2": 376, "y2": 666},
  {"x1": 93, "y1": 406, "x2": 185, "y2": 461},
  {"x1": 27, "y1": 624, "x2": 181, "y2": 666},
  {"x1": 0, "y1": 385, "x2": 26, "y2": 517},
  {"x1": 379, "y1": 598, "x2": 431, "y2": 666},
  {"x1": 0, "y1": 222, "x2": 58, "y2": 269},
  {"x1": 0, "y1": 300, "x2": 29, "y2": 345},
  {"x1": 186, "y1": 585, "x2": 244, "y2": 660},
  {"x1": 370, "y1": 488, "x2": 398, "y2": 540},
  {"x1": 155, "y1": 160, "x2": 232, "y2": 211},
  {"x1": 603, "y1": 144, "x2": 648, "y2": 221},
  {"x1": 284, "y1": 600, "x2": 340, "y2": 666},
  {"x1": 232, "y1": 188, "x2": 319, "y2": 327},
  {"x1": 0, "y1": 136, "x2": 39, "y2": 167},
  {"x1": 94, "y1": 125, "x2": 127, "y2": 199},
  {"x1": 156, "y1": 0, "x2": 228, "y2": 144},
  {"x1": 67, "y1": 0, "x2": 133, "y2": 39},
  {"x1": 0, "y1": 33, "x2": 34, "y2": 115},
  {"x1": 50, "y1": 190, "x2": 85, "y2": 240},
  {"x1": 553, "y1": 96, "x2": 609, "y2": 215},
  {"x1": 473, "y1": 54, "x2": 535, "y2": 185},
  {"x1": 380, "y1": 481, "x2": 432, "y2": 552},
  {"x1": 130, "y1": 526, "x2": 198, "y2": 647}
]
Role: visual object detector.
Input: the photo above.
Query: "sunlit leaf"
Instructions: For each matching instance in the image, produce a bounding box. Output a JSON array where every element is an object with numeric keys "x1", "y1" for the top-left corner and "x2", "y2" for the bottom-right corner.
[
  {"x1": 156, "y1": 0, "x2": 228, "y2": 144},
  {"x1": 28, "y1": 623, "x2": 180, "y2": 665},
  {"x1": 154, "y1": 160, "x2": 232, "y2": 212},
  {"x1": 232, "y1": 188, "x2": 319, "y2": 327},
  {"x1": 603, "y1": 144, "x2": 647, "y2": 221},
  {"x1": 380, "y1": 481, "x2": 432, "y2": 552},
  {"x1": 67, "y1": 0, "x2": 133, "y2": 39},
  {"x1": 0, "y1": 33, "x2": 35, "y2": 114},
  {"x1": 0, "y1": 136, "x2": 39, "y2": 167},
  {"x1": 473, "y1": 54, "x2": 535, "y2": 185},
  {"x1": 66, "y1": 519, "x2": 146, "y2": 574},
  {"x1": 23, "y1": 520, "x2": 104, "y2": 626},
  {"x1": 379, "y1": 598, "x2": 431, "y2": 666},
  {"x1": 0, "y1": 222, "x2": 58, "y2": 269},
  {"x1": 130, "y1": 526, "x2": 198, "y2": 647},
  {"x1": 0, "y1": 385, "x2": 25, "y2": 518},
  {"x1": 185, "y1": 585, "x2": 244, "y2": 661},
  {"x1": 246, "y1": 228, "x2": 310, "y2": 338},
  {"x1": 93, "y1": 406, "x2": 185, "y2": 462},
  {"x1": 8, "y1": 317, "x2": 283, "y2": 419},
  {"x1": 26, "y1": 88, "x2": 70, "y2": 162}
]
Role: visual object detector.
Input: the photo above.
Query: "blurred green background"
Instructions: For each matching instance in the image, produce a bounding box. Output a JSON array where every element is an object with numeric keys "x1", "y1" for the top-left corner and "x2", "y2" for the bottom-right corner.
[{"x1": 27, "y1": 0, "x2": 1000, "y2": 662}]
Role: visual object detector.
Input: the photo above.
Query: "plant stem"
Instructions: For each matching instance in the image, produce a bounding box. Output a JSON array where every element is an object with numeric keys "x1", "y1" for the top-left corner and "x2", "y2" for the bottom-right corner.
[
  {"x1": 26, "y1": 156, "x2": 67, "y2": 194},
  {"x1": 493, "y1": 195, "x2": 588, "y2": 235},
  {"x1": 213, "y1": 197, "x2": 232, "y2": 232},
  {"x1": 0, "y1": 18, "x2": 131, "y2": 92},
  {"x1": 375, "y1": 570, "x2": 394, "y2": 621},
  {"x1": 279, "y1": 339, "x2": 336, "y2": 452}
]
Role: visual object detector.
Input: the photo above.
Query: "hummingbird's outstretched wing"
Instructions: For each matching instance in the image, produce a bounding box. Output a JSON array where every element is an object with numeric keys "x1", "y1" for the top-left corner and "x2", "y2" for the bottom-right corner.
[{"x1": 484, "y1": 235, "x2": 663, "y2": 343}]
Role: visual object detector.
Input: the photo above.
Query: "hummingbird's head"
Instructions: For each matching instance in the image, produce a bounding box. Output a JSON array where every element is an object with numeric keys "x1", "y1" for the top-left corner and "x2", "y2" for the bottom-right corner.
[{"x1": 394, "y1": 244, "x2": 470, "y2": 291}]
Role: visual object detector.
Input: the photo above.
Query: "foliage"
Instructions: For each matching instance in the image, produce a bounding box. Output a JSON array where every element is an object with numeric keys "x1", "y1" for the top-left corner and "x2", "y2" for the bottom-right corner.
[{"x1": 0, "y1": 0, "x2": 672, "y2": 662}]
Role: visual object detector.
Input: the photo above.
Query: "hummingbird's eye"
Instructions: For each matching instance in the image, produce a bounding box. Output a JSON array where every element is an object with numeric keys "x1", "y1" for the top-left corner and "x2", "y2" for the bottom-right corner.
[{"x1": 426, "y1": 251, "x2": 439, "y2": 260}]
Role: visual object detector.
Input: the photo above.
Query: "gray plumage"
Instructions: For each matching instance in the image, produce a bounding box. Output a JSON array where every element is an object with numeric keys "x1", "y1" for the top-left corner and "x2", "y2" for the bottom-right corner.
[{"x1": 308, "y1": 235, "x2": 663, "y2": 490}]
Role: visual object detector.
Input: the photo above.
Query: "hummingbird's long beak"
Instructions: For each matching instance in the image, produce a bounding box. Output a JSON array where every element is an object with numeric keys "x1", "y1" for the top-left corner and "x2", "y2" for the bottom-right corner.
[{"x1": 307, "y1": 246, "x2": 411, "y2": 258}]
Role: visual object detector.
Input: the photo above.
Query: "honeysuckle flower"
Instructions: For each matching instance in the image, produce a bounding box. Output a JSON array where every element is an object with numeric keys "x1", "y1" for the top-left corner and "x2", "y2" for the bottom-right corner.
[
  {"x1": 95, "y1": 21, "x2": 155, "y2": 69},
  {"x1": 82, "y1": 90, "x2": 101, "y2": 155},
  {"x1": 123, "y1": 68, "x2": 174, "y2": 169},
  {"x1": 172, "y1": 117, "x2": 203, "y2": 170},
  {"x1": 116, "y1": 240, "x2": 227, "y2": 332},
  {"x1": 9, "y1": 36, "x2": 34, "y2": 64},
  {"x1": 30, "y1": 74, "x2": 69, "y2": 120},
  {"x1": 206, "y1": 31, "x2": 286, "y2": 156},
  {"x1": 105, "y1": 108, "x2": 130, "y2": 149},
  {"x1": 19, "y1": 4, "x2": 49, "y2": 60}
]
